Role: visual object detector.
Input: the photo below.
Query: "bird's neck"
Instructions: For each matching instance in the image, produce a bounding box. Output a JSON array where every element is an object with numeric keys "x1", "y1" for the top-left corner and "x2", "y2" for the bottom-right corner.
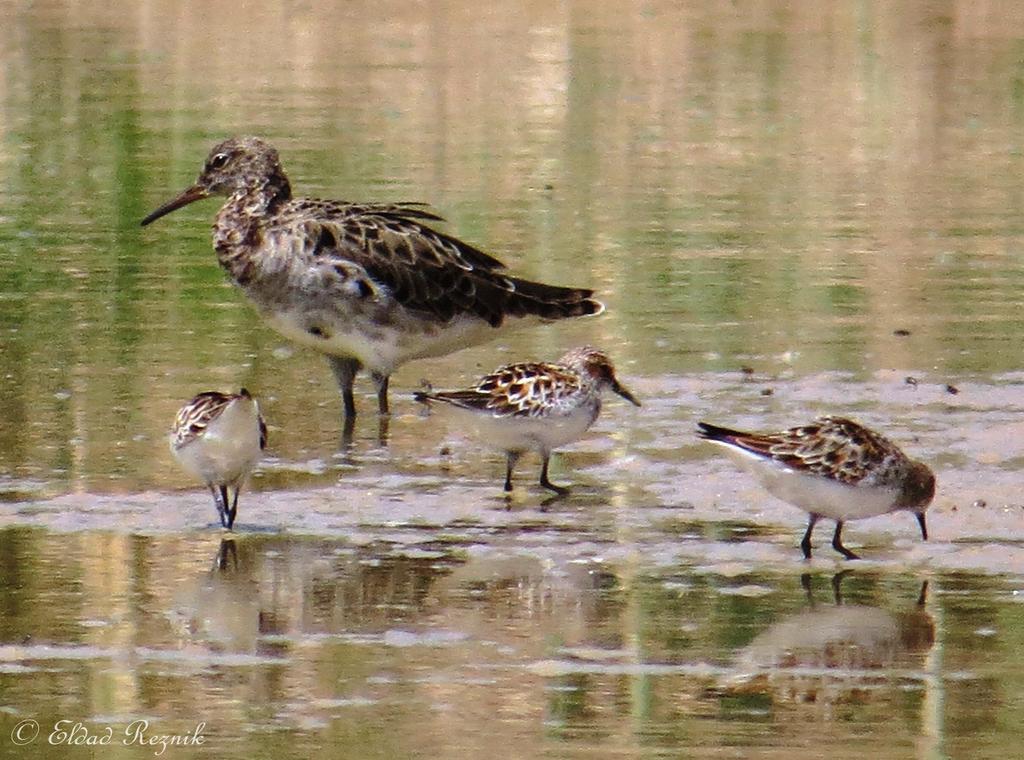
[
  {"x1": 213, "y1": 175, "x2": 292, "y2": 284},
  {"x1": 224, "y1": 172, "x2": 292, "y2": 220}
]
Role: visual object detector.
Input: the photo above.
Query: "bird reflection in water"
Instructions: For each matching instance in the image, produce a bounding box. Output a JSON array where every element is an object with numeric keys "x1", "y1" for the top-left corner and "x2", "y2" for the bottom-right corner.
[
  {"x1": 727, "y1": 573, "x2": 935, "y2": 695},
  {"x1": 214, "y1": 538, "x2": 238, "y2": 572}
]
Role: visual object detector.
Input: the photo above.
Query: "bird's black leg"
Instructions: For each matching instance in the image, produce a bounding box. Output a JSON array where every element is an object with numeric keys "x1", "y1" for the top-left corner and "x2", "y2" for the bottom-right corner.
[
  {"x1": 832, "y1": 521, "x2": 860, "y2": 560},
  {"x1": 208, "y1": 487, "x2": 227, "y2": 528},
  {"x1": 539, "y1": 454, "x2": 570, "y2": 495},
  {"x1": 371, "y1": 371, "x2": 390, "y2": 416},
  {"x1": 209, "y1": 485, "x2": 228, "y2": 528},
  {"x1": 226, "y1": 486, "x2": 240, "y2": 531},
  {"x1": 220, "y1": 485, "x2": 231, "y2": 530},
  {"x1": 916, "y1": 512, "x2": 928, "y2": 541},
  {"x1": 801, "y1": 513, "x2": 820, "y2": 559},
  {"x1": 328, "y1": 356, "x2": 362, "y2": 419},
  {"x1": 340, "y1": 415, "x2": 356, "y2": 449},
  {"x1": 376, "y1": 415, "x2": 390, "y2": 447},
  {"x1": 504, "y1": 451, "x2": 521, "y2": 492}
]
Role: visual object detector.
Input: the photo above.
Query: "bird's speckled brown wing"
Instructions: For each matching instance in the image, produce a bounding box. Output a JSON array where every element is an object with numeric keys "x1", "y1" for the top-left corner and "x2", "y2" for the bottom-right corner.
[
  {"x1": 421, "y1": 362, "x2": 584, "y2": 418},
  {"x1": 274, "y1": 200, "x2": 602, "y2": 326},
  {"x1": 698, "y1": 416, "x2": 903, "y2": 485},
  {"x1": 171, "y1": 392, "x2": 234, "y2": 450}
]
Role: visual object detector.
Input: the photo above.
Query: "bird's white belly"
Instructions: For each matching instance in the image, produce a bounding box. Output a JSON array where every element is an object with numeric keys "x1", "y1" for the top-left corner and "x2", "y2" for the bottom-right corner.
[
  {"x1": 171, "y1": 403, "x2": 262, "y2": 487},
  {"x1": 261, "y1": 305, "x2": 514, "y2": 373},
  {"x1": 720, "y1": 447, "x2": 899, "y2": 521},
  {"x1": 453, "y1": 405, "x2": 598, "y2": 454}
]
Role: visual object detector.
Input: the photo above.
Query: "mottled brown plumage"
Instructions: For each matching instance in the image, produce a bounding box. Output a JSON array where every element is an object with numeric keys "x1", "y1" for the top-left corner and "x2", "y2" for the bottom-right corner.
[
  {"x1": 171, "y1": 389, "x2": 268, "y2": 451},
  {"x1": 416, "y1": 347, "x2": 640, "y2": 493},
  {"x1": 142, "y1": 137, "x2": 603, "y2": 418},
  {"x1": 698, "y1": 416, "x2": 935, "y2": 559},
  {"x1": 170, "y1": 388, "x2": 267, "y2": 530},
  {"x1": 701, "y1": 417, "x2": 910, "y2": 487},
  {"x1": 428, "y1": 362, "x2": 584, "y2": 417}
]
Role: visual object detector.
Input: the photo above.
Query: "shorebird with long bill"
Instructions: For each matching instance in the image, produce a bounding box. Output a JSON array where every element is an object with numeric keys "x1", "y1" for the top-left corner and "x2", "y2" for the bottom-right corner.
[{"x1": 142, "y1": 137, "x2": 603, "y2": 419}]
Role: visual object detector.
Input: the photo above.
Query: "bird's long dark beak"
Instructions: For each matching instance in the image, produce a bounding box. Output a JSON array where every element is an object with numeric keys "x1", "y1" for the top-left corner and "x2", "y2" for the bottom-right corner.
[
  {"x1": 140, "y1": 184, "x2": 209, "y2": 226},
  {"x1": 916, "y1": 512, "x2": 928, "y2": 541},
  {"x1": 612, "y1": 379, "x2": 641, "y2": 407}
]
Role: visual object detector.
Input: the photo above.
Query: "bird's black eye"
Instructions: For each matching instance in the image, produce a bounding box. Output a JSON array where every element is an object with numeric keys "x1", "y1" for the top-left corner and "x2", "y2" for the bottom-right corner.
[{"x1": 208, "y1": 152, "x2": 230, "y2": 170}]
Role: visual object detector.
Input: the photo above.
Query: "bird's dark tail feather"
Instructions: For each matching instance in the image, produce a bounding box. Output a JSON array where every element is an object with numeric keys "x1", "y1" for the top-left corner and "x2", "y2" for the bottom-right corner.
[
  {"x1": 412, "y1": 270, "x2": 603, "y2": 327},
  {"x1": 696, "y1": 421, "x2": 746, "y2": 443},
  {"x1": 413, "y1": 389, "x2": 489, "y2": 413},
  {"x1": 502, "y1": 275, "x2": 604, "y2": 322}
]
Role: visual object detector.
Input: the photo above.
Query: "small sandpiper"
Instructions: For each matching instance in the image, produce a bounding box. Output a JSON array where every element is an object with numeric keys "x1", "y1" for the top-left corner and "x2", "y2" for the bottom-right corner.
[
  {"x1": 415, "y1": 346, "x2": 640, "y2": 494},
  {"x1": 170, "y1": 389, "x2": 268, "y2": 530},
  {"x1": 697, "y1": 416, "x2": 934, "y2": 559},
  {"x1": 141, "y1": 137, "x2": 603, "y2": 419}
]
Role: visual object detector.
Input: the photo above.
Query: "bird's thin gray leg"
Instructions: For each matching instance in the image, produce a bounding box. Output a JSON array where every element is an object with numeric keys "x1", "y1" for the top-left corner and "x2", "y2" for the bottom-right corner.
[
  {"x1": 328, "y1": 356, "x2": 362, "y2": 418},
  {"x1": 371, "y1": 371, "x2": 390, "y2": 416},
  {"x1": 340, "y1": 416, "x2": 356, "y2": 449}
]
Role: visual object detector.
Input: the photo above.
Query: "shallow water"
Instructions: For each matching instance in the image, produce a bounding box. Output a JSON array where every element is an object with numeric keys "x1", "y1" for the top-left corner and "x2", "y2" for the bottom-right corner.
[{"x1": 2, "y1": 1, "x2": 1024, "y2": 757}]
